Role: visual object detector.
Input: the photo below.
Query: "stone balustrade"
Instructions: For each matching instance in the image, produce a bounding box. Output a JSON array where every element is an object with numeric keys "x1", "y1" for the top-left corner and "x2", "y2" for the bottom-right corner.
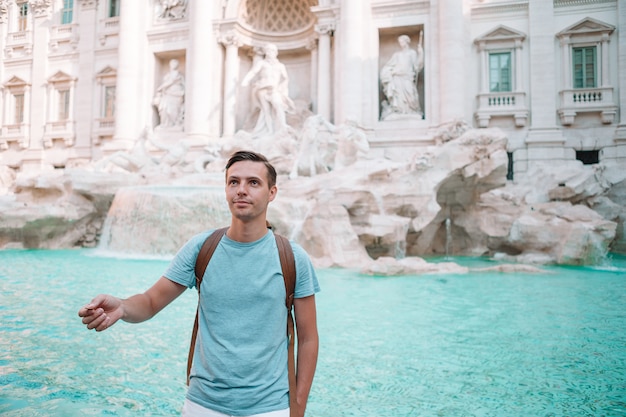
[
  {"x1": 558, "y1": 87, "x2": 617, "y2": 125},
  {"x1": 475, "y1": 91, "x2": 528, "y2": 128}
]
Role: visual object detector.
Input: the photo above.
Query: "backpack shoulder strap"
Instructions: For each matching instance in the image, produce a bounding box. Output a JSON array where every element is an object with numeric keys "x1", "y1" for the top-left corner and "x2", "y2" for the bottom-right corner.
[
  {"x1": 194, "y1": 227, "x2": 228, "y2": 286},
  {"x1": 187, "y1": 227, "x2": 227, "y2": 385},
  {"x1": 275, "y1": 233, "x2": 296, "y2": 309},
  {"x1": 274, "y1": 233, "x2": 298, "y2": 415}
]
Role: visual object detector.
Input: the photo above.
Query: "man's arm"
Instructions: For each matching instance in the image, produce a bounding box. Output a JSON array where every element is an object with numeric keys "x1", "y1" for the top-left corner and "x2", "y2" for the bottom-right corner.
[
  {"x1": 78, "y1": 276, "x2": 186, "y2": 332},
  {"x1": 293, "y1": 294, "x2": 319, "y2": 417}
]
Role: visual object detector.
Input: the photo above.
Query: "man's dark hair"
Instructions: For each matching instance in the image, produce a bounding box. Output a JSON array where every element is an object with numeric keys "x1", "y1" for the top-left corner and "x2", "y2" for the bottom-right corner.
[{"x1": 225, "y1": 150, "x2": 277, "y2": 188}]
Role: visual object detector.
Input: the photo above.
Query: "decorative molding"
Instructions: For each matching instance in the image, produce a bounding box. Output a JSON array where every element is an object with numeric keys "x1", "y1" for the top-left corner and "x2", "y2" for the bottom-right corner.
[
  {"x1": 554, "y1": 0, "x2": 616, "y2": 8},
  {"x1": 0, "y1": 0, "x2": 8, "y2": 24},
  {"x1": 471, "y1": 1, "x2": 528, "y2": 18},
  {"x1": 372, "y1": 0, "x2": 429, "y2": 19}
]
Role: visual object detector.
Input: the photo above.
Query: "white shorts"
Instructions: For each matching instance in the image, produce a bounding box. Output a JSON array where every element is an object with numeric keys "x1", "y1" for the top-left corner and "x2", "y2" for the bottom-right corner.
[{"x1": 182, "y1": 398, "x2": 289, "y2": 417}]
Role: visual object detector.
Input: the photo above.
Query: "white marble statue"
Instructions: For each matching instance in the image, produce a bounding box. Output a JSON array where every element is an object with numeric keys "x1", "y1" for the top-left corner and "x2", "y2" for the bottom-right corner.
[
  {"x1": 93, "y1": 130, "x2": 156, "y2": 173},
  {"x1": 380, "y1": 32, "x2": 424, "y2": 120},
  {"x1": 93, "y1": 128, "x2": 187, "y2": 173},
  {"x1": 241, "y1": 44, "x2": 294, "y2": 136},
  {"x1": 289, "y1": 115, "x2": 337, "y2": 179},
  {"x1": 334, "y1": 120, "x2": 370, "y2": 170},
  {"x1": 153, "y1": 59, "x2": 185, "y2": 129}
]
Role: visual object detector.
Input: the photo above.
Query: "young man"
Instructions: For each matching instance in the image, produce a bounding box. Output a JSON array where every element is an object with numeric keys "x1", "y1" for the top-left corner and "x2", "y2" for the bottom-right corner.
[{"x1": 78, "y1": 150, "x2": 320, "y2": 417}]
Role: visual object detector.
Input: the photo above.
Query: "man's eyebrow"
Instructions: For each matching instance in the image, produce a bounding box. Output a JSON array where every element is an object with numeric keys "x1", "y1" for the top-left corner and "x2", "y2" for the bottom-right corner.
[{"x1": 227, "y1": 175, "x2": 263, "y2": 182}]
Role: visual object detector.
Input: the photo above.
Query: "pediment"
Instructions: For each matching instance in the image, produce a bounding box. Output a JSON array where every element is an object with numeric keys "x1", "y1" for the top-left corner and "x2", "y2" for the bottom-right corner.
[
  {"x1": 3, "y1": 76, "x2": 29, "y2": 88},
  {"x1": 476, "y1": 25, "x2": 526, "y2": 43},
  {"x1": 96, "y1": 66, "x2": 117, "y2": 80},
  {"x1": 97, "y1": 66, "x2": 117, "y2": 77},
  {"x1": 48, "y1": 70, "x2": 75, "y2": 83},
  {"x1": 557, "y1": 17, "x2": 614, "y2": 37}
]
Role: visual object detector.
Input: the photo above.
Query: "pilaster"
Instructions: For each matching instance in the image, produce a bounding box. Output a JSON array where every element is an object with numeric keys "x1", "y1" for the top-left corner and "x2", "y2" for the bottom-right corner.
[
  {"x1": 219, "y1": 31, "x2": 241, "y2": 137},
  {"x1": 336, "y1": 0, "x2": 368, "y2": 125},
  {"x1": 614, "y1": 0, "x2": 626, "y2": 142},
  {"x1": 74, "y1": 0, "x2": 99, "y2": 156},
  {"x1": 186, "y1": 0, "x2": 214, "y2": 140},
  {"x1": 29, "y1": 0, "x2": 52, "y2": 151},
  {"x1": 112, "y1": 0, "x2": 143, "y2": 148},
  {"x1": 438, "y1": 0, "x2": 465, "y2": 124},
  {"x1": 526, "y1": 0, "x2": 564, "y2": 145}
]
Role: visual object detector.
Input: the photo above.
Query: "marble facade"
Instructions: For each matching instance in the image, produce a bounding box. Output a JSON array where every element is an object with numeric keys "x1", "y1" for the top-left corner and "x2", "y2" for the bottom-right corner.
[{"x1": 0, "y1": 0, "x2": 624, "y2": 178}]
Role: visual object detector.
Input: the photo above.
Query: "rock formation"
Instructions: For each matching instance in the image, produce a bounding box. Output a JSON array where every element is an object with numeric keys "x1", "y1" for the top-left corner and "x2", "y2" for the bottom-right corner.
[{"x1": 0, "y1": 121, "x2": 623, "y2": 275}]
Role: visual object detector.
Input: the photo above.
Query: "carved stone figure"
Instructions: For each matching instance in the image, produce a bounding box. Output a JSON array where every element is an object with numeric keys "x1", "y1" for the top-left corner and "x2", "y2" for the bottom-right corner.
[
  {"x1": 153, "y1": 59, "x2": 185, "y2": 129},
  {"x1": 380, "y1": 32, "x2": 424, "y2": 120},
  {"x1": 241, "y1": 44, "x2": 294, "y2": 136},
  {"x1": 158, "y1": 0, "x2": 187, "y2": 20}
]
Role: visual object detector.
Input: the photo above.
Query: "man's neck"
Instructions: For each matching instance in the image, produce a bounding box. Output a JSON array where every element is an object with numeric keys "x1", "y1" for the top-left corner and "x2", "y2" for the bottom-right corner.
[{"x1": 226, "y1": 219, "x2": 269, "y2": 243}]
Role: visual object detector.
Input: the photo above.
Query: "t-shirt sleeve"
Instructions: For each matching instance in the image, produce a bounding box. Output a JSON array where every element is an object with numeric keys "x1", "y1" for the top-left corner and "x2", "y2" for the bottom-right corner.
[
  {"x1": 163, "y1": 231, "x2": 214, "y2": 289},
  {"x1": 291, "y1": 241, "x2": 320, "y2": 298}
]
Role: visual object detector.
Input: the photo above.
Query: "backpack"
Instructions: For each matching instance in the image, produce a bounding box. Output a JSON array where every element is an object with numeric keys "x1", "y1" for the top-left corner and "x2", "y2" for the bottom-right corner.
[{"x1": 187, "y1": 225, "x2": 297, "y2": 414}]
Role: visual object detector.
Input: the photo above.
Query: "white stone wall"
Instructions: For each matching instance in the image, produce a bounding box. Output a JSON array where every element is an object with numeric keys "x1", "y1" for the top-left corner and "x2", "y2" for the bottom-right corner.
[{"x1": 0, "y1": 0, "x2": 623, "y2": 176}]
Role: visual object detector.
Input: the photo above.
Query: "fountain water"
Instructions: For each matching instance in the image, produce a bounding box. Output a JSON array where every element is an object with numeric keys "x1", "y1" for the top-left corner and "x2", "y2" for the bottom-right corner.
[{"x1": 444, "y1": 217, "x2": 452, "y2": 259}]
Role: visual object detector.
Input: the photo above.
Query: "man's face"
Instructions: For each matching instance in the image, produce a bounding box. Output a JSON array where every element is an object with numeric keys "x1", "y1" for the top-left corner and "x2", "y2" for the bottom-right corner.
[{"x1": 225, "y1": 160, "x2": 277, "y2": 222}]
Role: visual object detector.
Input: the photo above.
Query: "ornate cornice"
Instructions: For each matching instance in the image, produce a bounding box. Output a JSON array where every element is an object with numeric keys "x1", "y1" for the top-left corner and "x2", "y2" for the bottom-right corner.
[
  {"x1": 314, "y1": 23, "x2": 335, "y2": 37},
  {"x1": 471, "y1": 0, "x2": 528, "y2": 18},
  {"x1": 0, "y1": 0, "x2": 8, "y2": 24},
  {"x1": 77, "y1": 0, "x2": 98, "y2": 11},
  {"x1": 218, "y1": 31, "x2": 242, "y2": 48},
  {"x1": 29, "y1": 0, "x2": 52, "y2": 18}
]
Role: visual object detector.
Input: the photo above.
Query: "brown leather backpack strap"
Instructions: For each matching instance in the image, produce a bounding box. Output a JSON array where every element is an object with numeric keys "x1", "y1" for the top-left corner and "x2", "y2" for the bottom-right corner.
[
  {"x1": 187, "y1": 227, "x2": 228, "y2": 386},
  {"x1": 275, "y1": 233, "x2": 297, "y2": 416}
]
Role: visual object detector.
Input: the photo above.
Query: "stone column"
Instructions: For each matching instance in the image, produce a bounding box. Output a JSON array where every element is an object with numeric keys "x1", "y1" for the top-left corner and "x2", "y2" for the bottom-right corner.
[
  {"x1": 186, "y1": 0, "x2": 214, "y2": 140},
  {"x1": 560, "y1": 36, "x2": 571, "y2": 89},
  {"x1": 113, "y1": 0, "x2": 142, "y2": 147},
  {"x1": 514, "y1": 39, "x2": 523, "y2": 91},
  {"x1": 615, "y1": 0, "x2": 626, "y2": 140},
  {"x1": 601, "y1": 33, "x2": 610, "y2": 88},
  {"x1": 316, "y1": 23, "x2": 333, "y2": 121},
  {"x1": 0, "y1": 2, "x2": 6, "y2": 109},
  {"x1": 28, "y1": 0, "x2": 51, "y2": 152},
  {"x1": 438, "y1": 0, "x2": 465, "y2": 123},
  {"x1": 477, "y1": 41, "x2": 487, "y2": 93},
  {"x1": 337, "y1": 0, "x2": 366, "y2": 124},
  {"x1": 220, "y1": 32, "x2": 241, "y2": 137},
  {"x1": 74, "y1": 0, "x2": 99, "y2": 156},
  {"x1": 526, "y1": 0, "x2": 563, "y2": 144},
  {"x1": 307, "y1": 39, "x2": 318, "y2": 114}
]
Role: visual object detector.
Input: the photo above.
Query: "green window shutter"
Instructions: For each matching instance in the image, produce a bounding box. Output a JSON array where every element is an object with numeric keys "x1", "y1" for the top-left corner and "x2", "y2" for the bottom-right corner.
[
  {"x1": 61, "y1": 0, "x2": 73, "y2": 24},
  {"x1": 573, "y1": 46, "x2": 596, "y2": 88},
  {"x1": 489, "y1": 52, "x2": 512, "y2": 93},
  {"x1": 109, "y1": 0, "x2": 120, "y2": 18}
]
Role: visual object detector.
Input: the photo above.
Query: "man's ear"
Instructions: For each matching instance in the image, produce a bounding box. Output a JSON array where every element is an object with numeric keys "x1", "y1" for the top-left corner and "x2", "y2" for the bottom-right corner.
[{"x1": 268, "y1": 185, "x2": 278, "y2": 202}]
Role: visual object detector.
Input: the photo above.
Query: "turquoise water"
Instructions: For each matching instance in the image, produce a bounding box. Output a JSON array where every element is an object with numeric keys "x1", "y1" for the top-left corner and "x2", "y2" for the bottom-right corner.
[{"x1": 1, "y1": 250, "x2": 625, "y2": 417}]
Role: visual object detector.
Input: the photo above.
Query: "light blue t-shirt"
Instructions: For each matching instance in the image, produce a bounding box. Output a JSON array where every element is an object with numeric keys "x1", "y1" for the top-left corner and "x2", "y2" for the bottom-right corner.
[{"x1": 164, "y1": 229, "x2": 320, "y2": 416}]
